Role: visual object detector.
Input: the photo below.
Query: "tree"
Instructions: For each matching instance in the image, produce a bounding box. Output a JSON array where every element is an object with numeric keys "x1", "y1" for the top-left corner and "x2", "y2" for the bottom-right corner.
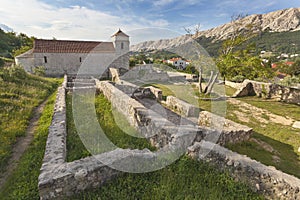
[
  {"x1": 216, "y1": 14, "x2": 274, "y2": 82},
  {"x1": 0, "y1": 57, "x2": 4, "y2": 67}
]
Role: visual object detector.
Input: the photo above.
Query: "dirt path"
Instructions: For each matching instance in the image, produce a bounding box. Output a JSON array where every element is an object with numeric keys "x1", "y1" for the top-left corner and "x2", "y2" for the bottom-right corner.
[{"x1": 0, "y1": 100, "x2": 47, "y2": 188}]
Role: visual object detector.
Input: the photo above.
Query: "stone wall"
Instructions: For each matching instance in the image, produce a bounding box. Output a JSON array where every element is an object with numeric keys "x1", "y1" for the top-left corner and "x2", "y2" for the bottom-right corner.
[
  {"x1": 146, "y1": 86, "x2": 163, "y2": 101},
  {"x1": 39, "y1": 77, "x2": 300, "y2": 199},
  {"x1": 232, "y1": 79, "x2": 300, "y2": 105},
  {"x1": 165, "y1": 96, "x2": 200, "y2": 118},
  {"x1": 225, "y1": 80, "x2": 242, "y2": 89},
  {"x1": 188, "y1": 141, "x2": 300, "y2": 200},
  {"x1": 198, "y1": 111, "x2": 253, "y2": 145}
]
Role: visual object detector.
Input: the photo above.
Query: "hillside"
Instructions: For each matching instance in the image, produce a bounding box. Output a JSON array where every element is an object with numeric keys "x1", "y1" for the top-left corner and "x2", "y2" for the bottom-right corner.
[
  {"x1": 0, "y1": 67, "x2": 59, "y2": 173},
  {"x1": 131, "y1": 8, "x2": 300, "y2": 57},
  {"x1": 197, "y1": 30, "x2": 300, "y2": 57},
  {"x1": 0, "y1": 28, "x2": 33, "y2": 59}
]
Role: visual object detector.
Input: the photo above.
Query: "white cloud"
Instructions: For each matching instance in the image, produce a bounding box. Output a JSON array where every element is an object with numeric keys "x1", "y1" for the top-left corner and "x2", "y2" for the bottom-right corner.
[
  {"x1": 0, "y1": 0, "x2": 143, "y2": 41},
  {"x1": 153, "y1": 0, "x2": 175, "y2": 7}
]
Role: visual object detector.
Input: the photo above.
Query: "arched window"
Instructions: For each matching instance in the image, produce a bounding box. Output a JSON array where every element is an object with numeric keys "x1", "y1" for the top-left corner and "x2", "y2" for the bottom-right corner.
[
  {"x1": 44, "y1": 56, "x2": 47, "y2": 63},
  {"x1": 121, "y1": 42, "x2": 124, "y2": 49},
  {"x1": 79, "y1": 57, "x2": 82, "y2": 62}
]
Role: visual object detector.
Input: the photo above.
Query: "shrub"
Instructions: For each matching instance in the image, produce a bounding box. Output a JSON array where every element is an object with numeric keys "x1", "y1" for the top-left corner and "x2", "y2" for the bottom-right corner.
[
  {"x1": 33, "y1": 66, "x2": 46, "y2": 76},
  {"x1": 230, "y1": 75, "x2": 245, "y2": 83},
  {"x1": 280, "y1": 76, "x2": 300, "y2": 87}
]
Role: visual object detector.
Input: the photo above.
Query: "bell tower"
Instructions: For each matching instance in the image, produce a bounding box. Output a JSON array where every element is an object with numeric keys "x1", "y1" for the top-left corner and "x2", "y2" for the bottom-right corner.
[{"x1": 111, "y1": 29, "x2": 130, "y2": 57}]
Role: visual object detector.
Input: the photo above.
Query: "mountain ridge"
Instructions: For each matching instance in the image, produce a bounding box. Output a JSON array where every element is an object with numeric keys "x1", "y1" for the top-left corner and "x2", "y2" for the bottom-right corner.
[{"x1": 131, "y1": 7, "x2": 300, "y2": 52}]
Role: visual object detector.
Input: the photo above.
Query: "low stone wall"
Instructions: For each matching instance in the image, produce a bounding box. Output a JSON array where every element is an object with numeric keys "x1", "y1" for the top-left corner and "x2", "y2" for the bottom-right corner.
[
  {"x1": 232, "y1": 79, "x2": 300, "y2": 105},
  {"x1": 198, "y1": 111, "x2": 253, "y2": 145},
  {"x1": 225, "y1": 80, "x2": 242, "y2": 89},
  {"x1": 39, "y1": 77, "x2": 300, "y2": 199},
  {"x1": 188, "y1": 141, "x2": 300, "y2": 200},
  {"x1": 146, "y1": 86, "x2": 163, "y2": 101},
  {"x1": 95, "y1": 80, "x2": 200, "y2": 149},
  {"x1": 165, "y1": 96, "x2": 200, "y2": 118}
]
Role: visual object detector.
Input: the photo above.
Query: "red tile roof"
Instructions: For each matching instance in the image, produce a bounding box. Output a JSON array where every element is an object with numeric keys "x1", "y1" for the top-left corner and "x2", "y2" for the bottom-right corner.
[{"x1": 33, "y1": 39, "x2": 115, "y2": 53}]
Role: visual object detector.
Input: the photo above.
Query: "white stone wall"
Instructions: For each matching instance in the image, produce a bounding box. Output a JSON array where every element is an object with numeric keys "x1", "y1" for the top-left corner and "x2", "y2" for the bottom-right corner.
[
  {"x1": 17, "y1": 51, "x2": 129, "y2": 77},
  {"x1": 15, "y1": 56, "x2": 35, "y2": 73}
]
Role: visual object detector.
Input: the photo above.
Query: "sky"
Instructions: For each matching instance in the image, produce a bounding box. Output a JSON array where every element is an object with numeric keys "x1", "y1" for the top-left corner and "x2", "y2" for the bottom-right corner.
[{"x1": 0, "y1": 0, "x2": 300, "y2": 44}]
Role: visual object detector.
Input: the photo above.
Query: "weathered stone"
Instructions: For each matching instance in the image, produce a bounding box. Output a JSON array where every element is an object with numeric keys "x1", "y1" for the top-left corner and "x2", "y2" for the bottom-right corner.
[
  {"x1": 198, "y1": 111, "x2": 253, "y2": 145},
  {"x1": 231, "y1": 79, "x2": 300, "y2": 105},
  {"x1": 188, "y1": 141, "x2": 300, "y2": 200},
  {"x1": 165, "y1": 96, "x2": 200, "y2": 117},
  {"x1": 292, "y1": 121, "x2": 300, "y2": 129},
  {"x1": 39, "y1": 76, "x2": 300, "y2": 200}
]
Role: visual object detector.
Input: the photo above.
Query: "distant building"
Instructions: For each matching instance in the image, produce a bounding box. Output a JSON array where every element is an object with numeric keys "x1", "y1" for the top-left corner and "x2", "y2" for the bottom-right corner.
[
  {"x1": 15, "y1": 29, "x2": 130, "y2": 77},
  {"x1": 271, "y1": 61, "x2": 294, "y2": 79},
  {"x1": 164, "y1": 57, "x2": 190, "y2": 70},
  {"x1": 271, "y1": 61, "x2": 294, "y2": 69}
]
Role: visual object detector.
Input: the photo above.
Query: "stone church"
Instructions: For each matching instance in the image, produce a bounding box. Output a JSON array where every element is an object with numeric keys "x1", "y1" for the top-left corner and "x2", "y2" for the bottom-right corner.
[{"x1": 15, "y1": 29, "x2": 130, "y2": 77}]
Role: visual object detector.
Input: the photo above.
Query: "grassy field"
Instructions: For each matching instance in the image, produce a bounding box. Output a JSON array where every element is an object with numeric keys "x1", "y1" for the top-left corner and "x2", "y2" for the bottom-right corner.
[
  {"x1": 149, "y1": 83, "x2": 300, "y2": 177},
  {"x1": 225, "y1": 97, "x2": 300, "y2": 178},
  {"x1": 0, "y1": 91, "x2": 57, "y2": 199},
  {"x1": 0, "y1": 66, "x2": 60, "y2": 173},
  {"x1": 66, "y1": 92, "x2": 263, "y2": 199}
]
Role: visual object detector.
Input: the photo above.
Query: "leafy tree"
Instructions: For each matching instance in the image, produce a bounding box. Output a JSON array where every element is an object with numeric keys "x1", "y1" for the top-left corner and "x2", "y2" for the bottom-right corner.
[
  {"x1": 216, "y1": 14, "x2": 274, "y2": 82},
  {"x1": 0, "y1": 28, "x2": 34, "y2": 58}
]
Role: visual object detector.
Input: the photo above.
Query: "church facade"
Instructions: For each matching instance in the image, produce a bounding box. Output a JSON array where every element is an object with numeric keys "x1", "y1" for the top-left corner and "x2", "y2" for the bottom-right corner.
[{"x1": 15, "y1": 29, "x2": 130, "y2": 77}]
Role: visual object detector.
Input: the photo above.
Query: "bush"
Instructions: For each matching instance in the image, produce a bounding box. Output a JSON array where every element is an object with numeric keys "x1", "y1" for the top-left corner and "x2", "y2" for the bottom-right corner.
[
  {"x1": 33, "y1": 66, "x2": 46, "y2": 76},
  {"x1": 230, "y1": 75, "x2": 245, "y2": 83},
  {"x1": 280, "y1": 76, "x2": 300, "y2": 87}
]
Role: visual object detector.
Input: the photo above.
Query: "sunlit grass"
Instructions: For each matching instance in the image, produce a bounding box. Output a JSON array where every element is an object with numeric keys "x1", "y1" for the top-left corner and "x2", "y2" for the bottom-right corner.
[{"x1": 0, "y1": 66, "x2": 60, "y2": 172}]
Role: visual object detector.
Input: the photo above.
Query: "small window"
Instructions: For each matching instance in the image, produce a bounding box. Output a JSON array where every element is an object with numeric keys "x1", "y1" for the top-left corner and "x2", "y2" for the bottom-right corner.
[
  {"x1": 44, "y1": 56, "x2": 47, "y2": 63},
  {"x1": 121, "y1": 42, "x2": 124, "y2": 49},
  {"x1": 79, "y1": 57, "x2": 82, "y2": 62}
]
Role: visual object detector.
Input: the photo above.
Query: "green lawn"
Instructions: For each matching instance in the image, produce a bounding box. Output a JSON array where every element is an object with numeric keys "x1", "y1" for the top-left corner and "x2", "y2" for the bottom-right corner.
[{"x1": 0, "y1": 67, "x2": 60, "y2": 173}]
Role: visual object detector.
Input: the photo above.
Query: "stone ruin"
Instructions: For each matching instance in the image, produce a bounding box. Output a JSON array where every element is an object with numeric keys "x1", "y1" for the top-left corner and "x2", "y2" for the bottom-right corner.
[
  {"x1": 226, "y1": 79, "x2": 300, "y2": 105},
  {"x1": 38, "y1": 75, "x2": 300, "y2": 199}
]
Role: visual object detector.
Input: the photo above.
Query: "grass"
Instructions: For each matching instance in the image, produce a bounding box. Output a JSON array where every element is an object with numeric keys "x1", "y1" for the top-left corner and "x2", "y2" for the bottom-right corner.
[
  {"x1": 0, "y1": 66, "x2": 60, "y2": 173},
  {"x1": 66, "y1": 93, "x2": 155, "y2": 162},
  {"x1": 148, "y1": 83, "x2": 300, "y2": 177},
  {"x1": 67, "y1": 91, "x2": 263, "y2": 199},
  {"x1": 225, "y1": 103, "x2": 300, "y2": 178},
  {"x1": 237, "y1": 96, "x2": 300, "y2": 120},
  {"x1": 0, "y1": 91, "x2": 58, "y2": 200},
  {"x1": 73, "y1": 156, "x2": 264, "y2": 200}
]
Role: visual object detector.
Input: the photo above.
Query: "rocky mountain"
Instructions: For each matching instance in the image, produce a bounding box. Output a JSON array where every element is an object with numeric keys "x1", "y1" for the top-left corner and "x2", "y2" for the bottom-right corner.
[
  {"x1": 0, "y1": 24, "x2": 13, "y2": 32},
  {"x1": 131, "y1": 8, "x2": 300, "y2": 52}
]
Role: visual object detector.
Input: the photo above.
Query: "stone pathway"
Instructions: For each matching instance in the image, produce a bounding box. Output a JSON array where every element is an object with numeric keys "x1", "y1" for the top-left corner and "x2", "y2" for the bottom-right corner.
[{"x1": 0, "y1": 100, "x2": 47, "y2": 188}]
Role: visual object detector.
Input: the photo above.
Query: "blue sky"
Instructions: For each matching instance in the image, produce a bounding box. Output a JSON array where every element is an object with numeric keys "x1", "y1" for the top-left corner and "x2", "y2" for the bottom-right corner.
[{"x1": 0, "y1": 0, "x2": 299, "y2": 44}]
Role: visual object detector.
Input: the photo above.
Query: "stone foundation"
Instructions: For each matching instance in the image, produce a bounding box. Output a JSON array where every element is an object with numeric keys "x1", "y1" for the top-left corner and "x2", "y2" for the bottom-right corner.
[
  {"x1": 188, "y1": 141, "x2": 300, "y2": 200},
  {"x1": 198, "y1": 111, "x2": 253, "y2": 145},
  {"x1": 165, "y1": 96, "x2": 200, "y2": 118},
  {"x1": 38, "y1": 77, "x2": 300, "y2": 199}
]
